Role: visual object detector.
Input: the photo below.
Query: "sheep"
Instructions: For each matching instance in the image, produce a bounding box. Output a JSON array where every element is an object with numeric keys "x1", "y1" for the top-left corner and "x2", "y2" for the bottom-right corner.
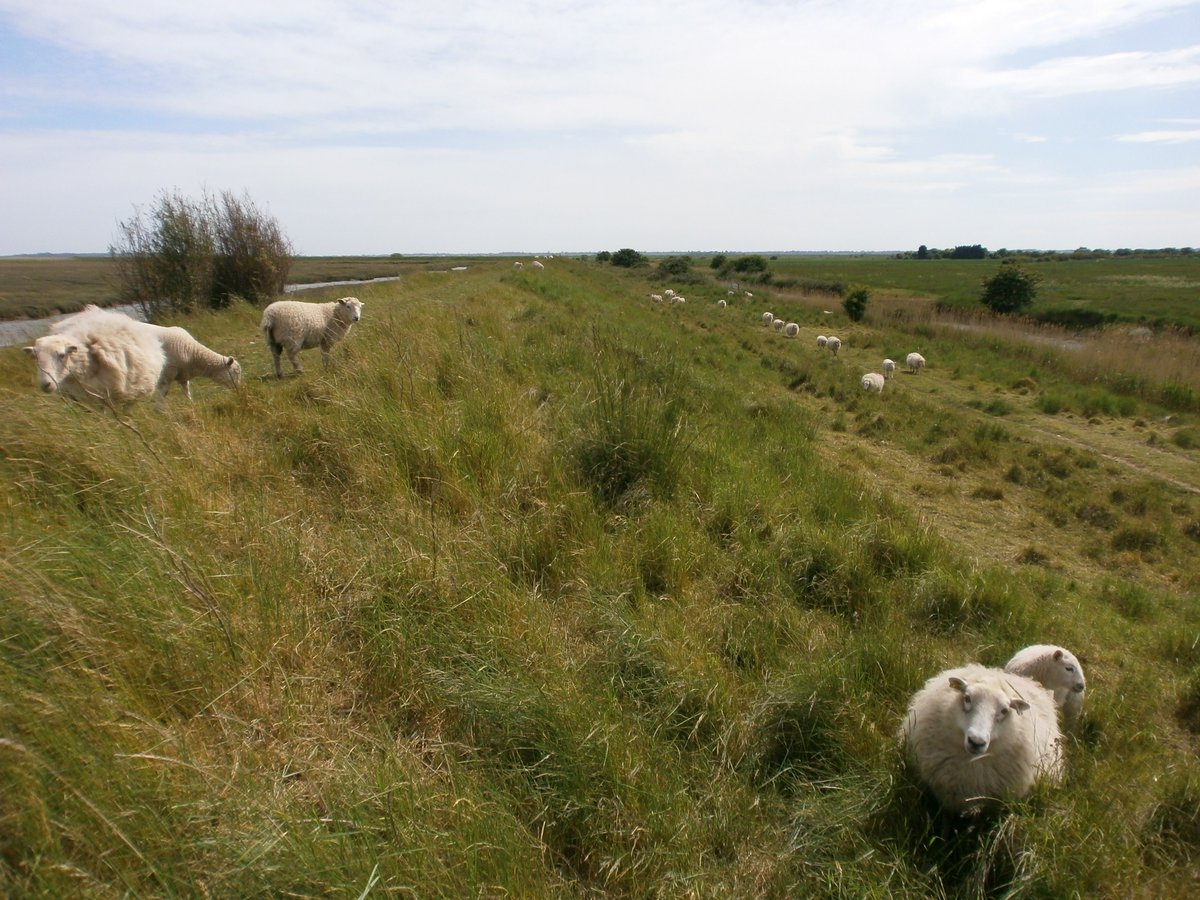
[
  {"x1": 784, "y1": 322, "x2": 799, "y2": 338},
  {"x1": 762, "y1": 312, "x2": 774, "y2": 327},
  {"x1": 861, "y1": 372, "x2": 885, "y2": 393},
  {"x1": 1004, "y1": 645, "x2": 1086, "y2": 727},
  {"x1": 826, "y1": 336, "x2": 842, "y2": 356},
  {"x1": 25, "y1": 308, "x2": 165, "y2": 405},
  {"x1": 772, "y1": 318, "x2": 785, "y2": 332},
  {"x1": 260, "y1": 296, "x2": 364, "y2": 378},
  {"x1": 744, "y1": 291, "x2": 753, "y2": 298},
  {"x1": 902, "y1": 664, "x2": 1063, "y2": 814},
  {"x1": 816, "y1": 335, "x2": 828, "y2": 348},
  {"x1": 907, "y1": 352, "x2": 926, "y2": 374},
  {"x1": 717, "y1": 298, "x2": 727, "y2": 308},
  {"x1": 513, "y1": 261, "x2": 524, "y2": 269},
  {"x1": 531, "y1": 260, "x2": 545, "y2": 270},
  {"x1": 664, "y1": 289, "x2": 676, "y2": 299},
  {"x1": 650, "y1": 294, "x2": 664, "y2": 303},
  {"x1": 883, "y1": 358, "x2": 896, "y2": 379}
]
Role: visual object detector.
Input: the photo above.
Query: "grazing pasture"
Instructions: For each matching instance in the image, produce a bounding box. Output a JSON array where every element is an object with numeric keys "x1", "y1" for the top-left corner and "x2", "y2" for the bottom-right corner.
[{"x1": 2, "y1": 258, "x2": 1199, "y2": 896}]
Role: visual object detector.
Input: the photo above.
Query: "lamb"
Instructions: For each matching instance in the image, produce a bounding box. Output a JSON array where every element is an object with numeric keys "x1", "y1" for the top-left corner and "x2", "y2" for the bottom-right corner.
[
  {"x1": 25, "y1": 308, "x2": 165, "y2": 405},
  {"x1": 784, "y1": 322, "x2": 799, "y2": 337},
  {"x1": 907, "y1": 352, "x2": 926, "y2": 374},
  {"x1": 826, "y1": 336, "x2": 842, "y2": 356},
  {"x1": 861, "y1": 372, "x2": 885, "y2": 393},
  {"x1": 260, "y1": 296, "x2": 364, "y2": 378},
  {"x1": 883, "y1": 358, "x2": 896, "y2": 379},
  {"x1": 816, "y1": 335, "x2": 828, "y2": 348},
  {"x1": 1004, "y1": 645, "x2": 1086, "y2": 727},
  {"x1": 772, "y1": 318, "x2": 785, "y2": 332},
  {"x1": 763, "y1": 312, "x2": 774, "y2": 327},
  {"x1": 902, "y1": 664, "x2": 1063, "y2": 813}
]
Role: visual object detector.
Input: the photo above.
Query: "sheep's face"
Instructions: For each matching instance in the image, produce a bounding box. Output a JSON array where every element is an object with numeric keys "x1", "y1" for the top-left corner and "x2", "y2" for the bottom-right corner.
[
  {"x1": 335, "y1": 297, "x2": 363, "y2": 323},
  {"x1": 25, "y1": 335, "x2": 80, "y2": 393},
  {"x1": 1052, "y1": 648, "x2": 1086, "y2": 697},
  {"x1": 218, "y1": 357, "x2": 242, "y2": 389},
  {"x1": 949, "y1": 677, "x2": 1029, "y2": 756}
]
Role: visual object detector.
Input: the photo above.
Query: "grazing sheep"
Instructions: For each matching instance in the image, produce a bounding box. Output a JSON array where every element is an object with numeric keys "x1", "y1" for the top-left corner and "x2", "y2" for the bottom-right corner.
[
  {"x1": 763, "y1": 312, "x2": 774, "y2": 327},
  {"x1": 772, "y1": 318, "x2": 785, "y2": 332},
  {"x1": 902, "y1": 664, "x2": 1063, "y2": 814},
  {"x1": 907, "y1": 352, "x2": 926, "y2": 374},
  {"x1": 826, "y1": 336, "x2": 842, "y2": 356},
  {"x1": 784, "y1": 322, "x2": 799, "y2": 337},
  {"x1": 650, "y1": 294, "x2": 664, "y2": 303},
  {"x1": 744, "y1": 291, "x2": 753, "y2": 298},
  {"x1": 717, "y1": 298, "x2": 727, "y2": 308},
  {"x1": 531, "y1": 260, "x2": 545, "y2": 270},
  {"x1": 513, "y1": 261, "x2": 523, "y2": 269},
  {"x1": 25, "y1": 309, "x2": 165, "y2": 405},
  {"x1": 664, "y1": 289, "x2": 676, "y2": 299},
  {"x1": 1005, "y1": 645, "x2": 1086, "y2": 727},
  {"x1": 816, "y1": 335, "x2": 828, "y2": 348},
  {"x1": 260, "y1": 296, "x2": 364, "y2": 378},
  {"x1": 861, "y1": 372, "x2": 885, "y2": 393},
  {"x1": 727, "y1": 290, "x2": 735, "y2": 296},
  {"x1": 883, "y1": 358, "x2": 896, "y2": 379},
  {"x1": 147, "y1": 325, "x2": 241, "y2": 400}
]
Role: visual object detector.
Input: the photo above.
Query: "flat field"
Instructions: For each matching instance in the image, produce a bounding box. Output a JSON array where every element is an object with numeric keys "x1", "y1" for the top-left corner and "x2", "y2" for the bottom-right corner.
[{"x1": 2, "y1": 258, "x2": 1199, "y2": 896}]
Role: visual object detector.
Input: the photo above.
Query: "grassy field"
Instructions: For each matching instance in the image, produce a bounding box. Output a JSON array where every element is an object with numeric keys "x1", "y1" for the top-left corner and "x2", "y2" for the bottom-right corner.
[{"x1": 2, "y1": 259, "x2": 1200, "y2": 896}]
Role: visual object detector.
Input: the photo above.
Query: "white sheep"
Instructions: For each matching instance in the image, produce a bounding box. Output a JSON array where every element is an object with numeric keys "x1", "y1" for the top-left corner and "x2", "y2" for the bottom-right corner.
[
  {"x1": 826, "y1": 336, "x2": 842, "y2": 356},
  {"x1": 717, "y1": 299, "x2": 727, "y2": 308},
  {"x1": 861, "y1": 372, "x2": 885, "y2": 393},
  {"x1": 762, "y1": 312, "x2": 774, "y2": 327},
  {"x1": 883, "y1": 358, "x2": 896, "y2": 379},
  {"x1": 25, "y1": 308, "x2": 165, "y2": 405},
  {"x1": 907, "y1": 352, "x2": 926, "y2": 374},
  {"x1": 650, "y1": 294, "x2": 664, "y2": 303},
  {"x1": 784, "y1": 322, "x2": 799, "y2": 337},
  {"x1": 744, "y1": 291, "x2": 753, "y2": 298},
  {"x1": 260, "y1": 296, "x2": 364, "y2": 378},
  {"x1": 902, "y1": 664, "x2": 1063, "y2": 814},
  {"x1": 772, "y1": 318, "x2": 785, "y2": 332},
  {"x1": 664, "y1": 289, "x2": 676, "y2": 299},
  {"x1": 1004, "y1": 645, "x2": 1086, "y2": 727},
  {"x1": 531, "y1": 260, "x2": 545, "y2": 270},
  {"x1": 513, "y1": 261, "x2": 524, "y2": 269},
  {"x1": 816, "y1": 335, "x2": 828, "y2": 348}
]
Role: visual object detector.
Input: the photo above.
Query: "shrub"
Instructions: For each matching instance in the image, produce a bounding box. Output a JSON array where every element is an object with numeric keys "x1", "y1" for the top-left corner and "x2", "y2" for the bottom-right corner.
[
  {"x1": 610, "y1": 248, "x2": 648, "y2": 268},
  {"x1": 709, "y1": 254, "x2": 727, "y2": 269},
  {"x1": 732, "y1": 255, "x2": 769, "y2": 274},
  {"x1": 981, "y1": 262, "x2": 1039, "y2": 315},
  {"x1": 843, "y1": 287, "x2": 870, "y2": 322},
  {"x1": 595, "y1": 250, "x2": 612, "y2": 263}
]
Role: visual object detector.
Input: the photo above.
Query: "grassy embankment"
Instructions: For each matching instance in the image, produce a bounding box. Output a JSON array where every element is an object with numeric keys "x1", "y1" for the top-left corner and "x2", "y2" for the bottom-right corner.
[{"x1": 2, "y1": 259, "x2": 1200, "y2": 896}]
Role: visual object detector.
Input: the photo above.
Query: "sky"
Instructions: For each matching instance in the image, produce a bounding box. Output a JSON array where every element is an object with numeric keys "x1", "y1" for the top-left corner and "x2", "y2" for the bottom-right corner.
[{"x1": 1, "y1": 0, "x2": 1198, "y2": 255}]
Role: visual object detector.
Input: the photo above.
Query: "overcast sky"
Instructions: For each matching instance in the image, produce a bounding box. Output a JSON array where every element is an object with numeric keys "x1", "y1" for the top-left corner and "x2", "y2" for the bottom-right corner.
[{"x1": 1, "y1": 0, "x2": 1198, "y2": 255}]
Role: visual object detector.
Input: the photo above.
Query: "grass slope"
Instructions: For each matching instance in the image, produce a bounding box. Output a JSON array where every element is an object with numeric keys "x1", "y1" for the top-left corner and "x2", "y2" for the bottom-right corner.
[{"x1": 2, "y1": 261, "x2": 1200, "y2": 896}]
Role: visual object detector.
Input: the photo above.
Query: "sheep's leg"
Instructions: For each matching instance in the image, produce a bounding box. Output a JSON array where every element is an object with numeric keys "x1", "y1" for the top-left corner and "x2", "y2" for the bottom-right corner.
[
  {"x1": 181, "y1": 378, "x2": 193, "y2": 401},
  {"x1": 270, "y1": 345, "x2": 284, "y2": 378},
  {"x1": 286, "y1": 347, "x2": 304, "y2": 373}
]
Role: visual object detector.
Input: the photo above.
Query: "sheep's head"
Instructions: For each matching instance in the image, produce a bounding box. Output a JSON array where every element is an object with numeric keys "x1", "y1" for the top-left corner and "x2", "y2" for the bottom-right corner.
[
  {"x1": 25, "y1": 334, "x2": 82, "y2": 393},
  {"x1": 218, "y1": 356, "x2": 242, "y2": 389},
  {"x1": 335, "y1": 297, "x2": 363, "y2": 323},
  {"x1": 949, "y1": 676, "x2": 1029, "y2": 756},
  {"x1": 1051, "y1": 648, "x2": 1086, "y2": 698}
]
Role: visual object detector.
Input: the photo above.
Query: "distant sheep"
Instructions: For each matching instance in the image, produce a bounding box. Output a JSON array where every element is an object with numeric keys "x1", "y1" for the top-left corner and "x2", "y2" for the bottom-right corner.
[
  {"x1": 650, "y1": 294, "x2": 664, "y2": 303},
  {"x1": 816, "y1": 335, "x2": 828, "y2": 348},
  {"x1": 883, "y1": 358, "x2": 896, "y2": 379},
  {"x1": 717, "y1": 299, "x2": 727, "y2": 308},
  {"x1": 861, "y1": 372, "x2": 885, "y2": 393},
  {"x1": 907, "y1": 352, "x2": 926, "y2": 374},
  {"x1": 260, "y1": 297, "x2": 364, "y2": 378},
  {"x1": 902, "y1": 664, "x2": 1063, "y2": 813},
  {"x1": 826, "y1": 336, "x2": 842, "y2": 356},
  {"x1": 763, "y1": 312, "x2": 774, "y2": 327},
  {"x1": 1005, "y1": 645, "x2": 1086, "y2": 727},
  {"x1": 784, "y1": 322, "x2": 799, "y2": 338},
  {"x1": 513, "y1": 261, "x2": 524, "y2": 269},
  {"x1": 25, "y1": 307, "x2": 165, "y2": 405},
  {"x1": 772, "y1": 318, "x2": 785, "y2": 332},
  {"x1": 531, "y1": 260, "x2": 545, "y2": 270},
  {"x1": 664, "y1": 289, "x2": 676, "y2": 299}
]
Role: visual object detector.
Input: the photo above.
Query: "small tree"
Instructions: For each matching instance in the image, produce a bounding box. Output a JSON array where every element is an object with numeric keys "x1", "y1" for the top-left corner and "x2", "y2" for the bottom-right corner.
[
  {"x1": 981, "y1": 262, "x2": 1039, "y2": 315},
  {"x1": 611, "y1": 248, "x2": 648, "y2": 268},
  {"x1": 595, "y1": 250, "x2": 612, "y2": 263},
  {"x1": 842, "y1": 287, "x2": 870, "y2": 322},
  {"x1": 656, "y1": 256, "x2": 691, "y2": 278},
  {"x1": 732, "y1": 254, "x2": 769, "y2": 274},
  {"x1": 710, "y1": 254, "x2": 727, "y2": 269},
  {"x1": 210, "y1": 190, "x2": 292, "y2": 307}
]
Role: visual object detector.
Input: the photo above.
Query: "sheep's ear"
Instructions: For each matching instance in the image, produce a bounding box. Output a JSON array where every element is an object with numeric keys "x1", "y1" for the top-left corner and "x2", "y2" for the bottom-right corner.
[
  {"x1": 949, "y1": 676, "x2": 968, "y2": 693},
  {"x1": 65, "y1": 344, "x2": 78, "y2": 355},
  {"x1": 23, "y1": 346, "x2": 35, "y2": 356},
  {"x1": 1010, "y1": 697, "x2": 1030, "y2": 713},
  {"x1": 225, "y1": 357, "x2": 235, "y2": 367},
  {"x1": 1053, "y1": 649, "x2": 1064, "y2": 661}
]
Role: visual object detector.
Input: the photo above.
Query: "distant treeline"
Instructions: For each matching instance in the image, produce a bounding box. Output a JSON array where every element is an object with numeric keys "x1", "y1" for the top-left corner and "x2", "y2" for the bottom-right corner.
[{"x1": 900, "y1": 244, "x2": 1198, "y2": 261}]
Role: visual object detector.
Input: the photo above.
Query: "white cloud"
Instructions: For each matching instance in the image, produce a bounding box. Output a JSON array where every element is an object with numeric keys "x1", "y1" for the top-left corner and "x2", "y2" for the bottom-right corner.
[{"x1": 1117, "y1": 129, "x2": 1200, "y2": 143}]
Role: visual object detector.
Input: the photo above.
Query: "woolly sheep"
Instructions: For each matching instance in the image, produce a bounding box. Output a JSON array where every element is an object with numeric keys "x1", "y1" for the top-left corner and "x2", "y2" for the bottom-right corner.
[
  {"x1": 513, "y1": 261, "x2": 524, "y2": 269},
  {"x1": 784, "y1": 322, "x2": 799, "y2": 338},
  {"x1": 907, "y1": 352, "x2": 926, "y2": 374},
  {"x1": 25, "y1": 308, "x2": 165, "y2": 405},
  {"x1": 883, "y1": 358, "x2": 896, "y2": 379},
  {"x1": 531, "y1": 260, "x2": 545, "y2": 270},
  {"x1": 861, "y1": 372, "x2": 885, "y2": 393},
  {"x1": 260, "y1": 296, "x2": 364, "y2": 378},
  {"x1": 717, "y1": 299, "x2": 727, "y2": 308},
  {"x1": 826, "y1": 336, "x2": 842, "y2": 355},
  {"x1": 816, "y1": 335, "x2": 828, "y2": 348},
  {"x1": 772, "y1": 318, "x2": 785, "y2": 332},
  {"x1": 650, "y1": 294, "x2": 664, "y2": 303},
  {"x1": 902, "y1": 664, "x2": 1063, "y2": 813},
  {"x1": 763, "y1": 312, "x2": 774, "y2": 326},
  {"x1": 1005, "y1": 645, "x2": 1086, "y2": 727},
  {"x1": 664, "y1": 289, "x2": 676, "y2": 298}
]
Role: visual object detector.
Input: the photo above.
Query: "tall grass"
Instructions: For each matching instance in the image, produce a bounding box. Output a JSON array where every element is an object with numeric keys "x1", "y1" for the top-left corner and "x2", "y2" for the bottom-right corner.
[{"x1": 2, "y1": 261, "x2": 1200, "y2": 895}]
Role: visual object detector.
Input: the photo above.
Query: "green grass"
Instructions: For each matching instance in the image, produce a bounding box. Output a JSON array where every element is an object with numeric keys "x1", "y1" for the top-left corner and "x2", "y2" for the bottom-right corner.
[{"x1": 2, "y1": 260, "x2": 1200, "y2": 895}]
